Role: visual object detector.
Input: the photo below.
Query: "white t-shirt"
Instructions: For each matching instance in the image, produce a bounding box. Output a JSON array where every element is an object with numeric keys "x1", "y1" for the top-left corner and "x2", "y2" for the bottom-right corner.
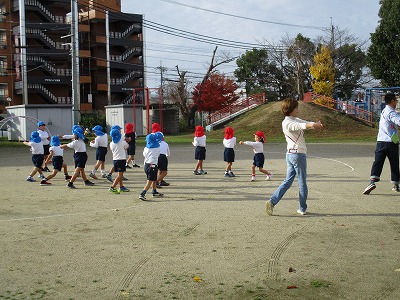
[
  {"x1": 243, "y1": 141, "x2": 263, "y2": 154},
  {"x1": 38, "y1": 129, "x2": 50, "y2": 145},
  {"x1": 90, "y1": 134, "x2": 108, "y2": 148},
  {"x1": 67, "y1": 139, "x2": 86, "y2": 153},
  {"x1": 143, "y1": 147, "x2": 160, "y2": 165},
  {"x1": 159, "y1": 141, "x2": 170, "y2": 156},
  {"x1": 193, "y1": 135, "x2": 206, "y2": 147},
  {"x1": 28, "y1": 141, "x2": 44, "y2": 154},
  {"x1": 110, "y1": 140, "x2": 129, "y2": 160},
  {"x1": 223, "y1": 137, "x2": 236, "y2": 148},
  {"x1": 49, "y1": 145, "x2": 64, "y2": 157}
]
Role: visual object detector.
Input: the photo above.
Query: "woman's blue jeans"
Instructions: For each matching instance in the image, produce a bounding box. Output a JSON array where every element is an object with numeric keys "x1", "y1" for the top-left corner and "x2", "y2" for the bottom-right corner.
[{"x1": 270, "y1": 153, "x2": 308, "y2": 212}]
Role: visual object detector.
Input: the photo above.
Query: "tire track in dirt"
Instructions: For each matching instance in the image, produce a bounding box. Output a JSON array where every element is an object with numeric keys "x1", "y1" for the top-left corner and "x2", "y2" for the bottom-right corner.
[{"x1": 115, "y1": 257, "x2": 151, "y2": 300}]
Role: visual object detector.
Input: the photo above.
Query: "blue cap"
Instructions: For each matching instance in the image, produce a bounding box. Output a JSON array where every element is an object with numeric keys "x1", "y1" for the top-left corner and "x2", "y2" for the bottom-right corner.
[
  {"x1": 154, "y1": 131, "x2": 164, "y2": 142},
  {"x1": 92, "y1": 125, "x2": 105, "y2": 136},
  {"x1": 110, "y1": 129, "x2": 122, "y2": 143},
  {"x1": 72, "y1": 127, "x2": 85, "y2": 140},
  {"x1": 146, "y1": 133, "x2": 160, "y2": 149},
  {"x1": 111, "y1": 125, "x2": 122, "y2": 131},
  {"x1": 50, "y1": 136, "x2": 60, "y2": 146},
  {"x1": 30, "y1": 131, "x2": 41, "y2": 143},
  {"x1": 37, "y1": 121, "x2": 45, "y2": 127}
]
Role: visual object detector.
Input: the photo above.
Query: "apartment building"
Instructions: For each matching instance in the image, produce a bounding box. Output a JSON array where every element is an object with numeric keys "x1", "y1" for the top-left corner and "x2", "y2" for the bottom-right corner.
[{"x1": 0, "y1": 0, "x2": 144, "y2": 114}]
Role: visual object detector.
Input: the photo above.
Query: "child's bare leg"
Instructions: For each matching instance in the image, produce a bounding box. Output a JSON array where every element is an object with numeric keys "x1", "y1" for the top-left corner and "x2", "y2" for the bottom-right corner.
[
  {"x1": 45, "y1": 170, "x2": 58, "y2": 181},
  {"x1": 251, "y1": 165, "x2": 256, "y2": 175},
  {"x1": 70, "y1": 168, "x2": 81, "y2": 182},
  {"x1": 259, "y1": 167, "x2": 272, "y2": 175},
  {"x1": 226, "y1": 162, "x2": 232, "y2": 172},
  {"x1": 112, "y1": 173, "x2": 123, "y2": 188},
  {"x1": 62, "y1": 163, "x2": 69, "y2": 175}
]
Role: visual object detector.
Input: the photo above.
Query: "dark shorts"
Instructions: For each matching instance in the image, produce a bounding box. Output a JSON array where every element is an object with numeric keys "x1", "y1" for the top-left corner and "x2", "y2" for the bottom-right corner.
[
  {"x1": 253, "y1": 153, "x2": 265, "y2": 168},
  {"x1": 113, "y1": 159, "x2": 126, "y2": 173},
  {"x1": 195, "y1": 146, "x2": 206, "y2": 160},
  {"x1": 96, "y1": 147, "x2": 108, "y2": 161},
  {"x1": 43, "y1": 144, "x2": 50, "y2": 156},
  {"x1": 127, "y1": 144, "x2": 136, "y2": 156},
  {"x1": 224, "y1": 148, "x2": 235, "y2": 163},
  {"x1": 158, "y1": 154, "x2": 168, "y2": 171},
  {"x1": 74, "y1": 152, "x2": 88, "y2": 168},
  {"x1": 52, "y1": 156, "x2": 64, "y2": 171},
  {"x1": 32, "y1": 154, "x2": 44, "y2": 168},
  {"x1": 144, "y1": 163, "x2": 158, "y2": 181}
]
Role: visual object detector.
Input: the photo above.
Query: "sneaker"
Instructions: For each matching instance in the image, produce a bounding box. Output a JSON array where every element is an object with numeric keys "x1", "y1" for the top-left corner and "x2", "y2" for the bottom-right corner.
[
  {"x1": 122, "y1": 176, "x2": 128, "y2": 181},
  {"x1": 392, "y1": 185, "x2": 400, "y2": 192},
  {"x1": 251, "y1": 176, "x2": 256, "y2": 182},
  {"x1": 67, "y1": 182, "x2": 76, "y2": 189},
  {"x1": 224, "y1": 172, "x2": 231, "y2": 178},
  {"x1": 109, "y1": 187, "x2": 120, "y2": 194},
  {"x1": 156, "y1": 182, "x2": 163, "y2": 188},
  {"x1": 64, "y1": 175, "x2": 72, "y2": 181},
  {"x1": 89, "y1": 173, "x2": 98, "y2": 180},
  {"x1": 101, "y1": 174, "x2": 107, "y2": 178},
  {"x1": 193, "y1": 170, "x2": 201, "y2": 175},
  {"x1": 38, "y1": 174, "x2": 46, "y2": 179},
  {"x1": 40, "y1": 180, "x2": 51, "y2": 186},
  {"x1": 126, "y1": 164, "x2": 132, "y2": 169},
  {"x1": 199, "y1": 170, "x2": 207, "y2": 175},
  {"x1": 160, "y1": 180, "x2": 170, "y2": 186},
  {"x1": 152, "y1": 191, "x2": 164, "y2": 197},
  {"x1": 132, "y1": 163, "x2": 141, "y2": 168},
  {"x1": 265, "y1": 173, "x2": 273, "y2": 181},
  {"x1": 139, "y1": 194, "x2": 146, "y2": 200},
  {"x1": 297, "y1": 209, "x2": 306, "y2": 215},
  {"x1": 229, "y1": 171, "x2": 235, "y2": 177},
  {"x1": 266, "y1": 200, "x2": 274, "y2": 216},
  {"x1": 26, "y1": 176, "x2": 36, "y2": 182},
  {"x1": 84, "y1": 180, "x2": 95, "y2": 186},
  {"x1": 119, "y1": 186, "x2": 130, "y2": 192},
  {"x1": 106, "y1": 174, "x2": 113, "y2": 182},
  {"x1": 363, "y1": 183, "x2": 376, "y2": 195}
]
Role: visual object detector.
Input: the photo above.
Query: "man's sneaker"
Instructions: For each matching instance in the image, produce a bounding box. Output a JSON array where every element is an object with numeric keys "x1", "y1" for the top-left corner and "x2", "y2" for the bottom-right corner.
[
  {"x1": 251, "y1": 176, "x2": 256, "y2": 182},
  {"x1": 265, "y1": 173, "x2": 273, "y2": 181},
  {"x1": 40, "y1": 180, "x2": 51, "y2": 186},
  {"x1": 84, "y1": 180, "x2": 95, "y2": 186},
  {"x1": 64, "y1": 175, "x2": 72, "y2": 181},
  {"x1": 152, "y1": 191, "x2": 164, "y2": 197},
  {"x1": 224, "y1": 172, "x2": 231, "y2": 177},
  {"x1": 122, "y1": 176, "x2": 128, "y2": 181},
  {"x1": 38, "y1": 174, "x2": 46, "y2": 179},
  {"x1": 126, "y1": 164, "x2": 132, "y2": 169},
  {"x1": 193, "y1": 170, "x2": 201, "y2": 175},
  {"x1": 266, "y1": 200, "x2": 274, "y2": 216},
  {"x1": 160, "y1": 180, "x2": 170, "y2": 186},
  {"x1": 297, "y1": 209, "x2": 306, "y2": 215},
  {"x1": 392, "y1": 185, "x2": 400, "y2": 192},
  {"x1": 119, "y1": 186, "x2": 130, "y2": 192},
  {"x1": 132, "y1": 163, "x2": 141, "y2": 168},
  {"x1": 89, "y1": 173, "x2": 98, "y2": 180},
  {"x1": 229, "y1": 171, "x2": 235, "y2": 177},
  {"x1": 199, "y1": 170, "x2": 207, "y2": 175},
  {"x1": 26, "y1": 176, "x2": 36, "y2": 182},
  {"x1": 67, "y1": 182, "x2": 76, "y2": 189},
  {"x1": 109, "y1": 187, "x2": 120, "y2": 194},
  {"x1": 101, "y1": 174, "x2": 107, "y2": 178},
  {"x1": 363, "y1": 183, "x2": 376, "y2": 194},
  {"x1": 106, "y1": 174, "x2": 113, "y2": 182},
  {"x1": 139, "y1": 194, "x2": 146, "y2": 200}
]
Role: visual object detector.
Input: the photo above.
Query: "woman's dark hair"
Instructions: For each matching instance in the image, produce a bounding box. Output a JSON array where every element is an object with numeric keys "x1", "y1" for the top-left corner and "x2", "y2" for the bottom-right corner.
[{"x1": 281, "y1": 98, "x2": 298, "y2": 116}]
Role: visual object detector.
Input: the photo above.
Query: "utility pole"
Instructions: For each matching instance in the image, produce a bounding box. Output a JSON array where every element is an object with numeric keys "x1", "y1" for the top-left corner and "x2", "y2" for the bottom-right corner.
[
  {"x1": 18, "y1": 0, "x2": 28, "y2": 104},
  {"x1": 71, "y1": 0, "x2": 80, "y2": 124}
]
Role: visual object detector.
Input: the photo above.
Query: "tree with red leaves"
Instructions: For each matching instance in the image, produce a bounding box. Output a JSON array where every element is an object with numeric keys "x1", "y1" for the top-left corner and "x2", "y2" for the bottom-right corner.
[{"x1": 192, "y1": 73, "x2": 239, "y2": 115}]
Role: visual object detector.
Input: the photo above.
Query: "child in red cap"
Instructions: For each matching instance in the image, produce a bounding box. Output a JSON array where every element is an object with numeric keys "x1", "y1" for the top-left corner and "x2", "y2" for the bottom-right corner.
[
  {"x1": 192, "y1": 125, "x2": 207, "y2": 175},
  {"x1": 223, "y1": 126, "x2": 236, "y2": 177},
  {"x1": 239, "y1": 131, "x2": 273, "y2": 181}
]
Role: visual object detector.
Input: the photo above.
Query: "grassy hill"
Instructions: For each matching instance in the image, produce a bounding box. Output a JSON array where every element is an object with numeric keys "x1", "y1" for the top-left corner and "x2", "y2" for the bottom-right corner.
[{"x1": 172, "y1": 101, "x2": 378, "y2": 143}]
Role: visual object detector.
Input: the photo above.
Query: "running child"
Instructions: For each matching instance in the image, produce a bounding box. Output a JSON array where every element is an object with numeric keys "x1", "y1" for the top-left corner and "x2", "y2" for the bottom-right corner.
[
  {"x1": 43, "y1": 136, "x2": 72, "y2": 182},
  {"x1": 192, "y1": 125, "x2": 207, "y2": 175},
  {"x1": 156, "y1": 132, "x2": 171, "y2": 187},
  {"x1": 89, "y1": 125, "x2": 108, "y2": 179},
  {"x1": 239, "y1": 131, "x2": 273, "y2": 181},
  {"x1": 61, "y1": 127, "x2": 95, "y2": 189},
  {"x1": 37, "y1": 121, "x2": 51, "y2": 171},
  {"x1": 105, "y1": 125, "x2": 128, "y2": 182},
  {"x1": 139, "y1": 133, "x2": 163, "y2": 200},
  {"x1": 23, "y1": 131, "x2": 48, "y2": 185},
  {"x1": 223, "y1": 126, "x2": 236, "y2": 177},
  {"x1": 109, "y1": 128, "x2": 130, "y2": 194}
]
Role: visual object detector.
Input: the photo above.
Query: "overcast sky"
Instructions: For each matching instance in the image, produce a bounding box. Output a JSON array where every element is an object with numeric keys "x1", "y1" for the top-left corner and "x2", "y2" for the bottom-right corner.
[{"x1": 122, "y1": 0, "x2": 381, "y2": 87}]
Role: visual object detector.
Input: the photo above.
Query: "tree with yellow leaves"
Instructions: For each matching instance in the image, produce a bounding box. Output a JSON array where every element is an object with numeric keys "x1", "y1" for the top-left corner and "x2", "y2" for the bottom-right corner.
[{"x1": 309, "y1": 45, "x2": 335, "y2": 97}]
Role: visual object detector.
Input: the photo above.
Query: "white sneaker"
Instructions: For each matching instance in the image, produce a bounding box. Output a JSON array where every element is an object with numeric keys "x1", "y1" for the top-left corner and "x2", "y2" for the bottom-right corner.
[
  {"x1": 266, "y1": 200, "x2": 274, "y2": 216},
  {"x1": 251, "y1": 176, "x2": 256, "y2": 182},
  {"x1": 265, "y1": 173, "x2": 273, "y2": 180},
  {"x1": 297, "y1": 209, "x2": 306, "y2": 215}
]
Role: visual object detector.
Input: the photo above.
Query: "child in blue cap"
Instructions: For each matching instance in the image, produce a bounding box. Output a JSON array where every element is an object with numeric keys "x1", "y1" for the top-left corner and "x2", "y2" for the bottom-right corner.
[
  {"x1": 37, "y1": 121, "x2": 51, "y2": 172},
  {"x1": 89, "y1": 125, "x2": 108, "y2": 179},
  {"x1": 23, "y1": 131, "x2": 47, "y2": 184},
  {"x1": 139, "y1": 133, "x2": 163, "y2": 200},
  {"x1": 43, "y1": 136, "x2": 72, "y2": 183},
  {"x1": 108, "y1": 128, "x2": 130, "y2": 194}
]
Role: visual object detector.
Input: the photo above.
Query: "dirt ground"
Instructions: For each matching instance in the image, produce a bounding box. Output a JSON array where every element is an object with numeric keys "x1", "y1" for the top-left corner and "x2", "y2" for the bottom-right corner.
[{"x1": 0, "y1": 143, "x2": 399, "y2": 300}]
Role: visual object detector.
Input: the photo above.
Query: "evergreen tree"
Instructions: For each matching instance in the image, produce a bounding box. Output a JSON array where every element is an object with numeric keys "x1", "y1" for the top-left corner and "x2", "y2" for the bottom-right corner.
[{"x1": 367, "y1": 0, "x2": 400, "y2": 87}]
